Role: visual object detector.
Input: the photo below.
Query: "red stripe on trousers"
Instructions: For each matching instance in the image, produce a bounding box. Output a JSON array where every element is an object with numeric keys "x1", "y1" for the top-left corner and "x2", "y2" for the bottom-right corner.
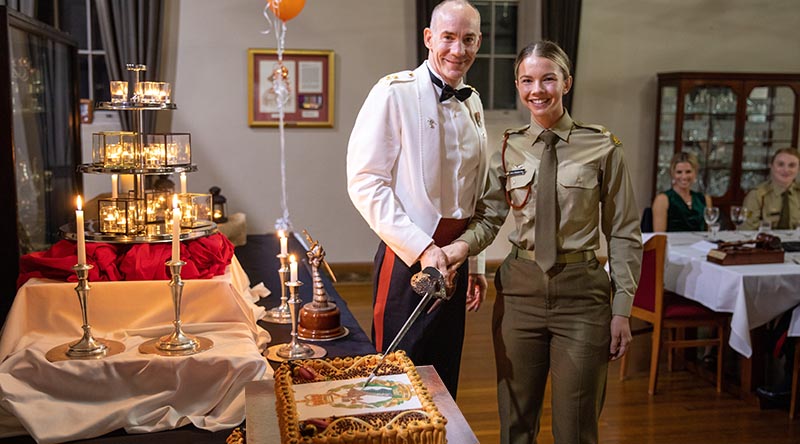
[{"x1": 373, "y1": 246, "x2": 396, "y2": 352}]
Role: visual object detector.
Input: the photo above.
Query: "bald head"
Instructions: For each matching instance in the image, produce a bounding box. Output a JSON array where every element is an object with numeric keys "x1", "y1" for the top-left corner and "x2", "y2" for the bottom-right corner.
[{"x1": 425, "y1": 0, "x2": 482, "y2": 86}]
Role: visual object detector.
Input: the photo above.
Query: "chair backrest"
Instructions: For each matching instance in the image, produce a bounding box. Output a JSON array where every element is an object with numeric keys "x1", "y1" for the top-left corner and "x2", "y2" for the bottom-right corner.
[
  {"x1": 631, "y1": 234, "x2": 667, "y2": 320},
  {"x1": 640, "y1": 207, "x2": 654, "y2": 233}
]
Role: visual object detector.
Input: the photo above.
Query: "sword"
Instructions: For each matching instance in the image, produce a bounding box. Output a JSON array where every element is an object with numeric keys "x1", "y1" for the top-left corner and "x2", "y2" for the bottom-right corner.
[{"x1": 362, "y1": 266, "x2": 447, "y2": 387}]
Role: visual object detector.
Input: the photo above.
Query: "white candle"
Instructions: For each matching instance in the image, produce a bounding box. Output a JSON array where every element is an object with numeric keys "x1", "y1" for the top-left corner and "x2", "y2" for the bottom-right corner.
[
  {"x1": 111, "y1": 174, "x2": 118, "y2": 198},
  {"x1": 289, "y1": 254, "x2": 298, "y2": 282},
  {"x1": 172, "y1": 195, "x2": 181, "y2": 263},
  {"x1": 76, "y1": 196, "x2": 86, "y2": 265},
  {"x1": 180, "y1": 172, "x2": 187, "y2": 194},
  {"x1": 279, "y1": 230, "x2": 288, "y2": 256}
]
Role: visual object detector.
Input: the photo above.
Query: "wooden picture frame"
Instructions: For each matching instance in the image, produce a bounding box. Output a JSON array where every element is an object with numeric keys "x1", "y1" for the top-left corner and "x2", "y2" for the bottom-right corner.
[
  {"x1": 80, "y1": 98, "x2": 93, "y2": 124},
  {"x1": 248, "y1": 49, "x2": 334, "y2": 128}
]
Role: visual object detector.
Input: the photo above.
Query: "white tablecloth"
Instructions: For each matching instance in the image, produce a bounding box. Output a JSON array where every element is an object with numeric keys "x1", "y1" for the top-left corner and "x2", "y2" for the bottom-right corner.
[
  {"x1": 0, "y1": 256, "x2": 273, "y2": 443},
  {"x1": 660, "y1": 230, "x2": 800, "y2": 358}
]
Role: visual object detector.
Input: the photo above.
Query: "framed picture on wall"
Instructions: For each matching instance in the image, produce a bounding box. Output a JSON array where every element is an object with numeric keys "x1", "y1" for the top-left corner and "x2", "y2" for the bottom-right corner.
[{"x1": 248, "y1": 49, "x2": 334, "y2": 128}]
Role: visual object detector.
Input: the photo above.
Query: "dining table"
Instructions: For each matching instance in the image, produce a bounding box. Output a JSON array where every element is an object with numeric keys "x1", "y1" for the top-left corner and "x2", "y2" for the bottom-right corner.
[{"x1": 658, "y1": 229, "x2": 800, "y2": 397}]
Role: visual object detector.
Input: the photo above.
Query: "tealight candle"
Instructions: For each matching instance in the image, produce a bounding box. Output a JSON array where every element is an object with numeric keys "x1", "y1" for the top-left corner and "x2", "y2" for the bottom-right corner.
[
  {"x1": 289, "y1": 255, "x2": 298, "y2": 282},
  {"x1": 171, "y1": 195, "x2": 181, "y2": 263},
  {"x1": 76, "y1": 196, "x2": 86, "y2": 265}
]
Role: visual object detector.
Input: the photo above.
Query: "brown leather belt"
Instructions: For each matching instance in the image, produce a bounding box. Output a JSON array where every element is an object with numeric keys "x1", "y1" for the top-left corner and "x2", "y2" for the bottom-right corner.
[{"x1": 512, "y1": 245, "x2": 596, "y2": 264}]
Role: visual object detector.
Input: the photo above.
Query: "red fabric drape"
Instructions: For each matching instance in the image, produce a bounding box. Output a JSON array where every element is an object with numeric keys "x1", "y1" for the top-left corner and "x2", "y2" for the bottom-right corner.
[{"x1": 17, "y1": 233, "x2": 234, "y2": 288}]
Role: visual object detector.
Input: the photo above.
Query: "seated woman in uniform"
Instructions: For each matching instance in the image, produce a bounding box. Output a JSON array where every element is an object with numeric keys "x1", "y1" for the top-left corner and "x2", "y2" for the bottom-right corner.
[
  {"x1": 652, "y1": 151, "x2": 712, "y2": 232},
  {"x1": 741, "y1": 147, "x2": 799, "y2": 230}
]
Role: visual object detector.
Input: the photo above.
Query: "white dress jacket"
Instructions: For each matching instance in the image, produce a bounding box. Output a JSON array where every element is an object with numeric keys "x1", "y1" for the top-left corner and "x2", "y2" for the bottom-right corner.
[{"x1": 347, "y1": 63, "x2": 488, "y2": 268}]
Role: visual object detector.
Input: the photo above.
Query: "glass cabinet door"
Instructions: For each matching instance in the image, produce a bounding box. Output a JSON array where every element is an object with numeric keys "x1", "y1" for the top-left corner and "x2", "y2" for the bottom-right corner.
[
  {"x1": 656, "y1": 85, "x2": 677, "y2": 193},
  {"x1": 741, "y1": 85, "x2": 797, "y2": 191},
  {"x1": 681, "y1": 86, "x2": 737, "y2": 199}
]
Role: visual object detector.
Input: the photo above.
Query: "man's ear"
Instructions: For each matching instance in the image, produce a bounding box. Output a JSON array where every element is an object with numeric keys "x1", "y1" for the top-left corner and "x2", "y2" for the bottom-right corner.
[{"x1": 423, "y1": 28, "x2": 433, "y2": 50}]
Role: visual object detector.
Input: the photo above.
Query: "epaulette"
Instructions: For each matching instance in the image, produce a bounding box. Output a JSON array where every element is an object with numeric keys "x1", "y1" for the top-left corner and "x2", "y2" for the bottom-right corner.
[
  {"x1": 574, "y1": 120, "x2": 622, "y2": 146},
  {"x1": 465, "y1": 85, "x2": 480, "y2": 97},
  {"x1": 379, "y1": 71, "x2": 416, "y2": 85},
  {"x1": 504, "y1": 124, "x2": 529, "y2": 137}
]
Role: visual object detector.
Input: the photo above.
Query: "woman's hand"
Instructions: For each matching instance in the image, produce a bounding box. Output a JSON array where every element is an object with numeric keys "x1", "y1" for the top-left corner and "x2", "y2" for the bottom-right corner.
[{"x1": 609, "y1": 315, "x2": 632, "y2": 360}]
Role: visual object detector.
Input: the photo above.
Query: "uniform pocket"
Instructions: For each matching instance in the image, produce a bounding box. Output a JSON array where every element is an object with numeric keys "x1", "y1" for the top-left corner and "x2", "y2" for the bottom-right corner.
[{"x1": 557, "y1": 163, "x2": 598, "y2": 189}]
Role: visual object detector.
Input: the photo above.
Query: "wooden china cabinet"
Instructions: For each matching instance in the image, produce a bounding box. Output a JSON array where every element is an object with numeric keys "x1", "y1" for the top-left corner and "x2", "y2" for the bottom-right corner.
[{"x1": 653, "y1": 72, "x2": 800, "y2": 224}]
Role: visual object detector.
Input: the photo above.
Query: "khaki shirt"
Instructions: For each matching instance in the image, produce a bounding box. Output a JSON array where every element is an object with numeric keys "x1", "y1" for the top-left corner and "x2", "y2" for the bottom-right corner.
[
  {"x1": 458, "y1": 110, "x2": 642, "y2": 316},
  {"x1": 742, "y1": 180, "x2": 800, "y2": 230}
]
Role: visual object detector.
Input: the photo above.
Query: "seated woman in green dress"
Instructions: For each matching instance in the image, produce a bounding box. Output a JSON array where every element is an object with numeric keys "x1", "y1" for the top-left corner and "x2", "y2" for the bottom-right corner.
[{"x1": 652, "y1": 152, "x2": 712, "y2": 232}]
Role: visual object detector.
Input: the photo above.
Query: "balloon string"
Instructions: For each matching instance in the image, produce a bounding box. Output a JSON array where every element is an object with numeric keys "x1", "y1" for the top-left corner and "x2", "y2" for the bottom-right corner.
[{"x1": 263, "y1": 4, "x2": 292, "y2": 232}]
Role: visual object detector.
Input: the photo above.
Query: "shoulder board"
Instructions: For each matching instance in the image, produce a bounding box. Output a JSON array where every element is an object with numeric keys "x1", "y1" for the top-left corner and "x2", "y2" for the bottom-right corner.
[
  {"x1": 465, "y1": 85, "x2": 480, "y2": 97},
  {"x1": 379, "y1": 71, "x2": 415, "y2": 85},
  {"x1": 574, "y1": 120, "x2": 622, "y2": 146},
  {"x1": 504, "y1": 125, "x2": 530, "y2": 137}
]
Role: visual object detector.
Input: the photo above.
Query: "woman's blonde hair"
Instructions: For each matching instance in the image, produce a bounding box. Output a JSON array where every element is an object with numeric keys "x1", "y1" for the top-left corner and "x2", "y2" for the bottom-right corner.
[
  {"x1": 514, "y1": 40, "x2": 572, "y2": 80},
  {"x1": 670, "y1": 151, "x2": 699, "y2": 174}
]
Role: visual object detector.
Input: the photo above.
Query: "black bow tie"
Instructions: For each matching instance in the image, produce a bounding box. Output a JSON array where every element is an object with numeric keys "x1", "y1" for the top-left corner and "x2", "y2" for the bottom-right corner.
[{"x1": 428, "y1": 69, "x2": 472, "y2": 103}]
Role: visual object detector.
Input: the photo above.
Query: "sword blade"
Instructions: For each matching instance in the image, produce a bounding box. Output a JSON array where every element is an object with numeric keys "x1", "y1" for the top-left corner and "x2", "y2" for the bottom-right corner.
[{"x1": 363, "y1": 290, "x2": 433, "y2": 387}]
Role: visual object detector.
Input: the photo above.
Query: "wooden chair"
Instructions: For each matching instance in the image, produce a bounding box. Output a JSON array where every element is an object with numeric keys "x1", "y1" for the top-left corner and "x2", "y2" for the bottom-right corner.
[{"x1": 619, "y1": 234, "x2": 730, "y2": 395}]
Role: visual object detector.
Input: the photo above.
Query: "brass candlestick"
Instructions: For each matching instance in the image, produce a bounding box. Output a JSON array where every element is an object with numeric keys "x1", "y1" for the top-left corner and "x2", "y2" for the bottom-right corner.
[
  {"x1": 265, "y1": 280, "x2": 326, "y2": 361},
  {"x1": 45, "y1": 264, "x2": 125, "y2": 362},
  {"x1": 139, "y1": 260, "x2": 213, "y2": 356},
  {"x1": 263, "y1": 253, "x2": 292, "y2": 324}
]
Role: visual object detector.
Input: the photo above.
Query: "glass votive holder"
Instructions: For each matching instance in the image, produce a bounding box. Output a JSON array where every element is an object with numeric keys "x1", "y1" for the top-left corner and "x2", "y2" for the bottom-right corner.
[
  {"x1": 177, "y1": 193, "x2": 212, "y2": 228},
  {"x1": 110, "y1": 81, "x2": 128, "y2": 103}
]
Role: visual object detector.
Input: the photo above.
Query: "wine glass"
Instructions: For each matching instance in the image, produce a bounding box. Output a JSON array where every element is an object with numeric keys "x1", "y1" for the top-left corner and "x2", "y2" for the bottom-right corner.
[
  {"x1": 704, "y1": 206, "x2": 720, "y2": 240},
  {"x1": 730, "y1": 206, "x2": 747, "y2": 231}
]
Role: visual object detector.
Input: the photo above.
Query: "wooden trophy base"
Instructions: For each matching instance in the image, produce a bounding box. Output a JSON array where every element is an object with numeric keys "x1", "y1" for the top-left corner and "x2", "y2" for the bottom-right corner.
[
  {"x1": 707, "y1": 247, "x2": 785, "y2": 265},
  {"x1": 298, "y1": 303, "x2": 348, "y2": 341}
]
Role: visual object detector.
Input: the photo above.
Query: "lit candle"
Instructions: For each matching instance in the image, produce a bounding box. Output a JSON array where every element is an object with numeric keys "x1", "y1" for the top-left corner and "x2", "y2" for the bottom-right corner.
[
  {"x1": 172, "y1": 194, "x2": 181, "y2": 263},
  {"x1": 289, "y1": 254, "x2": 298, "y2": 282},
  {"x1": 279, "y1": 230, "x2": 288, "y2": 256},
  {"x1": 76, "y1": 196, "x2": 86, "y2": 265},
  {"x1": 180, "y1": 172, "x2": 187, "y2": 194},
  {"x1": 111, "y1": 174, "x2": 118, "y2": 198}
]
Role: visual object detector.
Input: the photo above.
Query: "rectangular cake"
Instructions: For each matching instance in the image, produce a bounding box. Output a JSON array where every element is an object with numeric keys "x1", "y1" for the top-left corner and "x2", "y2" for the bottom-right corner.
[{"x1": 273, "y1": 351, "x2": 447, "y2": 444}]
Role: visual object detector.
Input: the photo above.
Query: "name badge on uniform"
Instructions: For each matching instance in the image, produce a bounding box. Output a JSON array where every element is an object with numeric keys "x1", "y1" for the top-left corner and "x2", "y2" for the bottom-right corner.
[{"x1": 505, "y1": 166, "x2": 526, "y2": 177}]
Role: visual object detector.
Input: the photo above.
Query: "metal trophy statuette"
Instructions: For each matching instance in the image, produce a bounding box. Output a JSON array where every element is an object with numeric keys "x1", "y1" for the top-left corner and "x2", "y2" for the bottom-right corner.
[
  {"x1": 46, "y1": 264, "x2": 125, "y2": 362},
  {"x1": 297, "y1": 230, "x2": 348, "y2": 341},
  {"x1": 139, "y1": 260, "x2": 214, "y2": 356}
]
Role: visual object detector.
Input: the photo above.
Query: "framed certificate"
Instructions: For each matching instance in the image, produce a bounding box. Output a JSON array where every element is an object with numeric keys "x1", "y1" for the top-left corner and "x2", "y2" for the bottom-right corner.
[{"x1": 248, "y1": 49, "x2": 334, "y2": 128}]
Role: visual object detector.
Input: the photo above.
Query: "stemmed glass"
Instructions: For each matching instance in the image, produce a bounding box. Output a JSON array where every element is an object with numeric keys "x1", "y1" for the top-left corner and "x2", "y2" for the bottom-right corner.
[
  {"x1": 730, "y1": 206, "x2": 747, "y2": 231},
  {"x1": 704, "y1": 206, "x2": 720, "y2": 240}
]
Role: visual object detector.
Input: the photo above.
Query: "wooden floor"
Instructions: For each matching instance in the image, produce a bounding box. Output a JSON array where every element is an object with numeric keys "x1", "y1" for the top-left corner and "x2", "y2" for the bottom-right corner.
[{"x1": 333, "y1": 281, "x2": 800, "y2": 444}]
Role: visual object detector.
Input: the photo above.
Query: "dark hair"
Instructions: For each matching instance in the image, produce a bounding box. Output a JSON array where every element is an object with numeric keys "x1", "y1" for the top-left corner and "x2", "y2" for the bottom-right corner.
[{"x1": 514, "y1": 40, "x2": 572, "y2": 79}]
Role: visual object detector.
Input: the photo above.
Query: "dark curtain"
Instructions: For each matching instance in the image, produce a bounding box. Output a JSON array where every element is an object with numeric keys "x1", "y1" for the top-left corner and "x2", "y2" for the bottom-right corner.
[
  {"x1": 541, "y1": 0, "x2": 581, "y2": 111},
  {"x1": 95, "y1": 0, "x2": 163, "y2": 133},
  {"x1": 416, "y1": 0, "x2": 437, "y2": 64}
]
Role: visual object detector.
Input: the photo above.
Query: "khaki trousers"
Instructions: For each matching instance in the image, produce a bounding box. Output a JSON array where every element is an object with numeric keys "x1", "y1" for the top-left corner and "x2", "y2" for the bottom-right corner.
[{"x1": 493, "y1": 253, "x2": 611, "y2": 444}]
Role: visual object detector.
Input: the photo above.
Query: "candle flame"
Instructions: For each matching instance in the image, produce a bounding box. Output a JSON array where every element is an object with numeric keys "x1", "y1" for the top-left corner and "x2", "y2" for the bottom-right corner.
[
  {"x1": 289, "y1": 254, "x2": 296, "y2": 263},
  {"x1": 172, "y1": 194, "x2": 179, "y2": 208},
  {"x1": 278, "y1": 229, "x2": 285, "y2": 238},
  {"x1": 76, "y1": 195, "x2": 83, "y2": 211}
]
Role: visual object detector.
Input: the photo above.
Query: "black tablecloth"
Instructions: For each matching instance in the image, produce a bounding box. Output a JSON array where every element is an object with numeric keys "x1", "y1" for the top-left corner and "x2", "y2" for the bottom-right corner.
[{"x1": 236, "y1": 234, "x2": 376, "y2": 362}]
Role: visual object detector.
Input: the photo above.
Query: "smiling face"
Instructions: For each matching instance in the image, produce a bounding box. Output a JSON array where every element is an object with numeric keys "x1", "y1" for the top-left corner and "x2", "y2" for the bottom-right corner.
[
  {"x1": 515, "y1": 55, "x2": 572, "y2": 129},
  {"x1": 770, "y1": 151, "x2": 800, "y2": 189},
  {"x1": 424, "y1": 2, "x2": 482, "y2": 86},
  {"x1": 671, "y1": 161, "x2": 697, "y2": 191}
]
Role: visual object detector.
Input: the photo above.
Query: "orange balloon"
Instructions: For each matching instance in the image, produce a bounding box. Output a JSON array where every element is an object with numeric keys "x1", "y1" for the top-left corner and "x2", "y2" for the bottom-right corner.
[{"x1": 268, "y1": 0, "x2": 306, "y2": 22}]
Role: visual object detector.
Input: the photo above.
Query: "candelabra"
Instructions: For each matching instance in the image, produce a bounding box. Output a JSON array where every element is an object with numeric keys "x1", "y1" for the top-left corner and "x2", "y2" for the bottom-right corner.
[
  {"x1": 139, "y1": 260, "x2": 213, "y2": 356},
  {"x1": 45, "y1": 264, "x2": 125, "y2": 362},
  {"x1": 263, "y1": 253, "x2": 292, "y2": 324},
  {"x1": 265, "y1": 279, "x2": 326, "y2": 361}
]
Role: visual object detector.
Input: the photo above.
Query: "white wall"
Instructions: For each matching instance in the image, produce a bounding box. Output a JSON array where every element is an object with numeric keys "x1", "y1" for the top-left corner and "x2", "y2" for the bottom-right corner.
[{"x1": 160, "y1": 0, "x2": 800, "y2": 264}]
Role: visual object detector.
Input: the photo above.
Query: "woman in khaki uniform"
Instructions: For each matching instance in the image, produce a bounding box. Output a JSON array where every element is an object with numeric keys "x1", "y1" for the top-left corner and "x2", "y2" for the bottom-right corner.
[
  {"x1": 742, "y1": 147, "x2": 800, "y2": 230},
  {"x1": 444, "y1": 41, "x2": 642, "y2": 444}
]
